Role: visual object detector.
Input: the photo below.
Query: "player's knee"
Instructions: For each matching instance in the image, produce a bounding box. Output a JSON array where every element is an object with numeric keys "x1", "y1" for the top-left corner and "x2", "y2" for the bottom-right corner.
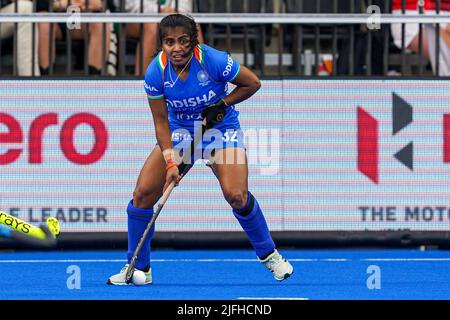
[
  {"x1": 224, "y1": 189, "x2": 248, "y2": 210},
  {"x1": 133, "y1": 187, "x2": 159, "y2": 209}
]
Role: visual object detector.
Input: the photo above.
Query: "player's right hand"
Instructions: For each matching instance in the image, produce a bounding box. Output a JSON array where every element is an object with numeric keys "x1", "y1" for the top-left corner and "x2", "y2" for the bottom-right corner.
[
  {"x1": 163, "y1": 166, "x2": 180, "y2": 193},
  {"x1": 201, "y1": 99, "x2": 228, "y2": 126}
]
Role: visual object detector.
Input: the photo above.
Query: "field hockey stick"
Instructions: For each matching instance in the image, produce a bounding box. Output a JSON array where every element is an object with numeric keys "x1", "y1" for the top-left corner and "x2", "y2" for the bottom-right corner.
[
  {"x1": 0, "y1": 210, "x2": 61, "y2": 249},
  {"x1": 125, "y1": 118, "x2": 208, "y2": 283}
]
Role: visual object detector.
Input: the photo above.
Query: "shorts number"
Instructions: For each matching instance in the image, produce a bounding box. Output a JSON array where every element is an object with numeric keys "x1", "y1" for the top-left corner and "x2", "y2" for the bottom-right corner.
[{"x1": 222, "y1": 131, "x2": 238, "y2": 143}]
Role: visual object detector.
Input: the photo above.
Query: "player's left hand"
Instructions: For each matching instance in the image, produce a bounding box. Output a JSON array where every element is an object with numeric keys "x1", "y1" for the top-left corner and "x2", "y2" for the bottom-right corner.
[
  {"x1": 163, "y1": 166, "x2": 180, "y2": 193},
  {"x1": 201, "y1": 99, "x2": 228, "y2": 127}
]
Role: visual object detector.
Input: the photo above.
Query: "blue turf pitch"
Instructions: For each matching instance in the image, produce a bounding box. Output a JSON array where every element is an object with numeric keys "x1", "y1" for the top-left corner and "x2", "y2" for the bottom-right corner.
[{"x1": 1, "y1": 248, "x2": 450, "y2": 300}]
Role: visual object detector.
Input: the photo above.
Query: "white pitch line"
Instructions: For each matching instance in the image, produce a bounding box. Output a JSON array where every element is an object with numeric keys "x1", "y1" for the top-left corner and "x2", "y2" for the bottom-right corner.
[
  {"x1": 0, "y1": 258, "x2": 327, "y2": 263},
  {"x1": 148, "y1": 258, "x2": 322, "y2": 262},
  {"x1": 0, "y1": 259, "x2": 127, "y2": 263},
  {"x1": 156, "y1": 258, "x2": 349, "y2": 262},
  {"x1": 0, "y1": 257, "x2": 450, "y2": 263},
  {"x1": 238, "y1": 297, "x2": 309, "y2": 300},
  {"x1": 363, "y1": 258, "x2": 450, "y2": 262},
  {"x1": 319, "y1": 259, "x2": 350, "y2": 262}
]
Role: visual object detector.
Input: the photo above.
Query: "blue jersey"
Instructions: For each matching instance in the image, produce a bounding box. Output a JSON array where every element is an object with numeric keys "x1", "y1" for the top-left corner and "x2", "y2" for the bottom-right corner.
[{"x1": 144, "y1": 44, "x2": 241, "y2": 131}]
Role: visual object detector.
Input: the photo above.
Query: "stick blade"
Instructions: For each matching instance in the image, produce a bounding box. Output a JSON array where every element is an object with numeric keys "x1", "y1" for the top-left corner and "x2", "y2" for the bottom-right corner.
[{"x1": 0, "y1": 225, "x2": 58, "y2": 250}]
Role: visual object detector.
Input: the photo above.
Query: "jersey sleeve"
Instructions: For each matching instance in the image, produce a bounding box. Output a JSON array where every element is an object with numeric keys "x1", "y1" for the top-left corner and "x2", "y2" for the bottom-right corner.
[
  {"x1": 202, "y1": 45, "x2": 241, "y2": 83},
  {"x1": 144, "y1": 53, "x2": 164, "y2": 99}
]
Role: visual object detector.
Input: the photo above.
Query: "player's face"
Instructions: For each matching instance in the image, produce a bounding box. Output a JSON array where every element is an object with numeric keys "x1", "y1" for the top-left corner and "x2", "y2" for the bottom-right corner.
[{"x1": 162, "y1": 27, "x2": 193, "y2": 67}]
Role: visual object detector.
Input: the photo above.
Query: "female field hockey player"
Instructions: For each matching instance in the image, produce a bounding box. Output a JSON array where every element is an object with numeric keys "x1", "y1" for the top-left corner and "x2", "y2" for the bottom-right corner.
[{"x1": 108, "y1": 14, "x2": 293, "y2": 285}]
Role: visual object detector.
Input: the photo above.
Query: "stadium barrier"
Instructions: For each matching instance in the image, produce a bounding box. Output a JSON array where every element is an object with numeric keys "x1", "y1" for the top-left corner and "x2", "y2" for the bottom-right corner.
[
  {"x1": 1, "y1": 9, "x2": 450, "y2": 76},
  {"x1": 1, "y1": 78, "x2": 450, "y2": 248}
]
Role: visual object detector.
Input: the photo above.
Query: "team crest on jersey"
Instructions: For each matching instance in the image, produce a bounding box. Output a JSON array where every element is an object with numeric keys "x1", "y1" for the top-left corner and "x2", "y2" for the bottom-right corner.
[{"x1": 197, "y1": 70, "x2": 210, "y2": 87}]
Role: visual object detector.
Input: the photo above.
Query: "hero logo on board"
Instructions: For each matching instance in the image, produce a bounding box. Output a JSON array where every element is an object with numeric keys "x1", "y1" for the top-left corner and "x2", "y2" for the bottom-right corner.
[{"x1": 0, "y1": 113, "x2": 108, "y2": 165}]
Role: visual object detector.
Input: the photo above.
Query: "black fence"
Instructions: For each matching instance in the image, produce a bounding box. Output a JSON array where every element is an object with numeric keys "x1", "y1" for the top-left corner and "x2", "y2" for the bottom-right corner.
[{"x1": 0, "y1": 0, "x2": 449, "y2": 77}]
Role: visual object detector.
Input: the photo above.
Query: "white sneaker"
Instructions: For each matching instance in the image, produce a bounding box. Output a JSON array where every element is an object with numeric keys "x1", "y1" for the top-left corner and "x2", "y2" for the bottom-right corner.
[
  {"x1": 107, "y1": 264, "x2": 152, "y2": 285},
  {"x1": 259, "y1": 249, "x2": 294, "y2": 281}
]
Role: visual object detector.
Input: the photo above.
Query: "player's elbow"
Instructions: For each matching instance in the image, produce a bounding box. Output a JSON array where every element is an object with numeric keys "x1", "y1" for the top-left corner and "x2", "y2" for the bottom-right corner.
[{"x1": 252, "y1": 79, "x2": 261, "y2": 93}]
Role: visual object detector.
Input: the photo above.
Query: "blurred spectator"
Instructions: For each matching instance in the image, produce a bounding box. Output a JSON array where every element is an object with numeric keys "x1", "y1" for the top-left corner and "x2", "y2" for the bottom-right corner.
[
  {"x1": 391, "y1": 0, "x2": 450, "y2": 75},
  {"x1": 336, "y1": 0, "x2": 386, "y2": 75},
  {"x1": 0, "y1": 0, "x2": 40, "y2": 76},
  {"x1": 111, "y1": 0, "x2": 158, "y2": 75},
  {"x1": 37, "y1": 0, "x2": 110, "y2": 75},
  {"x1": 111, "y1": 0, "x2": 203, "y2": 75}
]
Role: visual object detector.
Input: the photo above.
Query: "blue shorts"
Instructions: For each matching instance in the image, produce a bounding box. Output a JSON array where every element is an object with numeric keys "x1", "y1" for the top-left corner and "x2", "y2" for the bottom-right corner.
[{"x1": 169, "y1": 120, "x2": 245, "y2": 163}]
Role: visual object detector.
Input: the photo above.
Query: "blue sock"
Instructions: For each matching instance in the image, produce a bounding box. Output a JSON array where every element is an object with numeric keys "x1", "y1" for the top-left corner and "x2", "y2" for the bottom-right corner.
[
  {"x1": 233, "y1": 192, "x2": 275, "y2": 259},
  {"x1": 126, "y1": 200, "x2": 154, "y2": 270}
]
